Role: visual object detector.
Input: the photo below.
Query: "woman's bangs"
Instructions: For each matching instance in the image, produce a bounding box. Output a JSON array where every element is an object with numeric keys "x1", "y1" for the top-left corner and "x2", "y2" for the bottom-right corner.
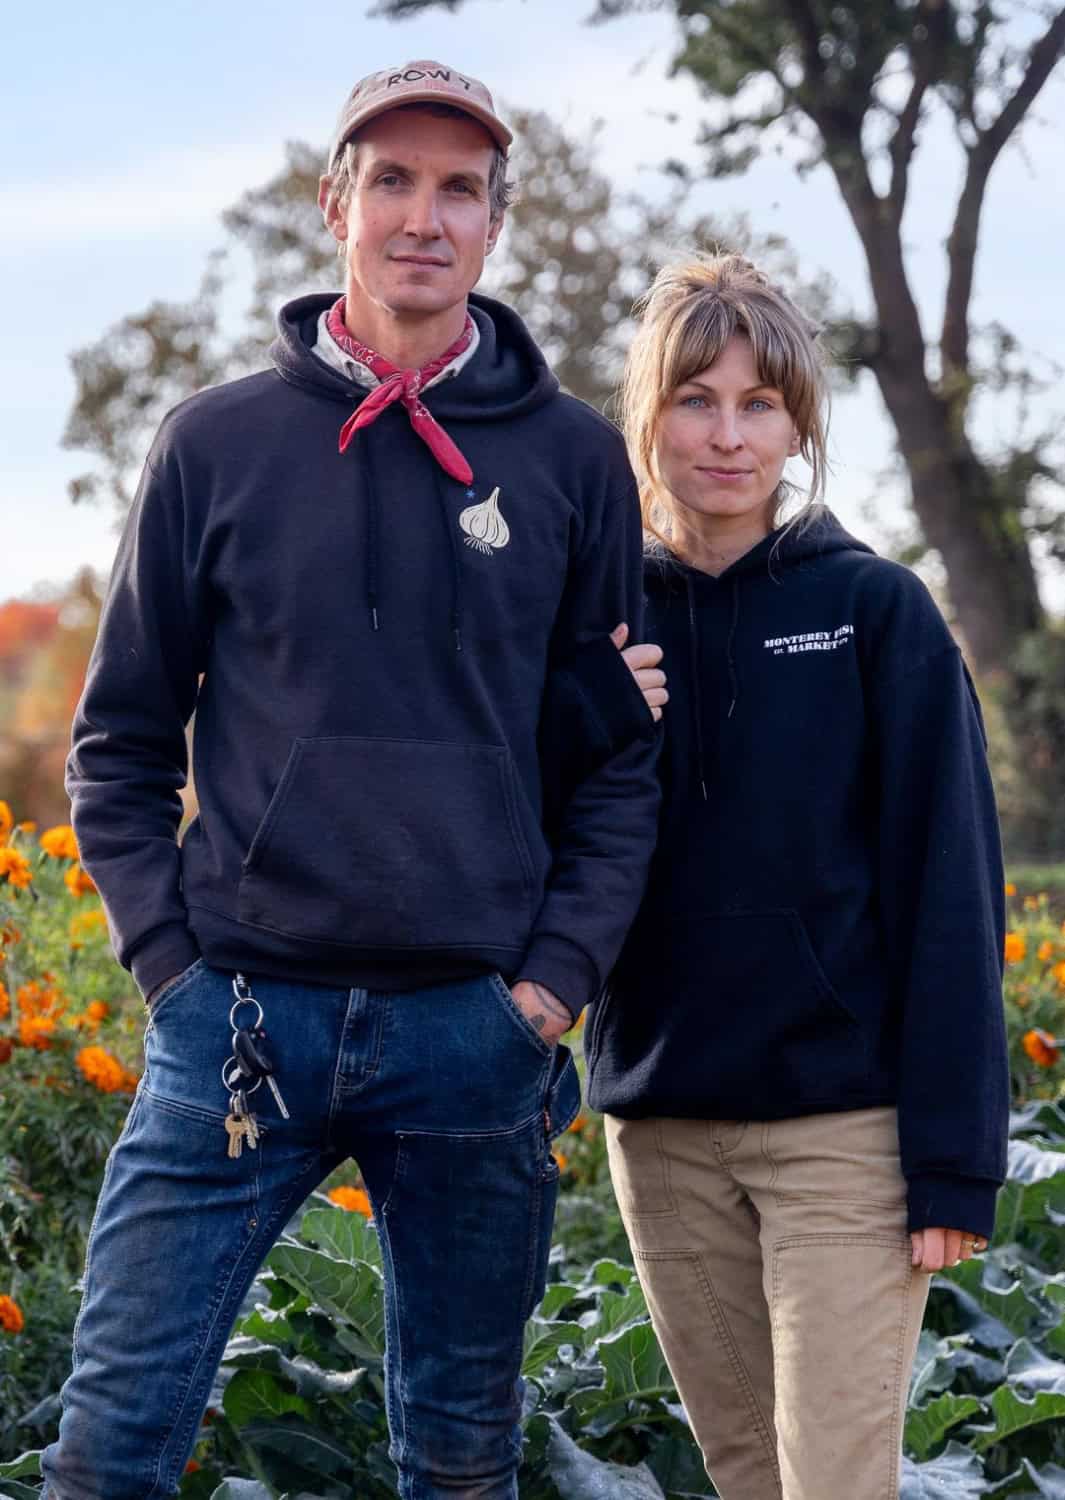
[{"x1": 659, "y1": 298, "x2": 735, "y2": 400}]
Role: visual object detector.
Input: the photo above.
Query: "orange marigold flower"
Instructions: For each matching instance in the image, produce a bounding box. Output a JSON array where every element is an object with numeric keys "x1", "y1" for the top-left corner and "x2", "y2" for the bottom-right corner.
[
  {"x1": 0, "y1": 802, "x2": 12, "y2": 846},
  {"x1": 328, "y1": 1185, "x2": 373, "y2": 1217},
  {"x1": 1053, "y1": 961, "x2": 1065, "y2": 990},
  {"x1": 0, "y1": 1295, "x2": 24, "y2": 1334},
  {"x1": 184, "y1": 1460, "x2": 201, "y2": 1474},
  {"x1": 1022, "y1": 1028, "x2": 1060, "y2": 1068},
  {"x1": 1004, "y1": 882, "x2": 1017, "y2": 897},
  {"x1": 18, "y1": 1014, "x2": 56, "y2": 1050},
  {"x1": 0, "y1": 981, "x2": 8, "y2": 1020},
  {"x1": 40, "y1": 825, "x2": 79, "y2": 861},
  {"x1": 16, "y1": 980, "x2": 64, "y2": 1018},
  {"x1": 0, "y1": 848, "x2": 33, "y2": 890},
  {"x1": 17, "y1": 821, "x2": 36, "y2": 833},
  {"x1": 76, "y1": 1046, "x2": 129, "y2": 1093},
  {"x1": 1004, "y1": 932, "x2": 1026, "y2": 964},
  {"x1": 567, "y1": 1114, "x2": 589, "y2": 1135},
  {"x1": 64, "y1": 864, "x2": 97, "y2": 899},
  {"x1": 1037, "y1": 940, "x2": 1054, "y2": 963},
  {"x1": 69, "y1": 910, "x2": 107, "y2": 948},
  {"x1": 553, "y1": 1151, "x2": 569, "y2": 1171},
  {"x1": 87, "y1": 1000, "x2": 109, "y2": 1022},
  {"x1": 1, "y1": 922, "x2": 21, "y2": 948}
]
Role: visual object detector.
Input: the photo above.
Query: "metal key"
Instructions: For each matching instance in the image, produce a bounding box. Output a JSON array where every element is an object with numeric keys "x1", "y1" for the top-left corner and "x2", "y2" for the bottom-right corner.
[
  {"x1": 225, "y1": 1100, "x2": 249, "y2": 1160},
  {"x1": 239, "y1": 1088, "x2": 260, "y2": 1149},
  {"x1": 232, "y1": 1026, "x2": 290, "y2": 1120}
]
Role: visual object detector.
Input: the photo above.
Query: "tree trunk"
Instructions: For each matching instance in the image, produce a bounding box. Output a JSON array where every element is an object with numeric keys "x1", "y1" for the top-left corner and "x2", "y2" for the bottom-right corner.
[
  {"x1": 827, "y1": 167, "x2": 1044, "y2": 673},
  {"x1": 870, "y1": 365, "x2": 1043, "y2": 673}
]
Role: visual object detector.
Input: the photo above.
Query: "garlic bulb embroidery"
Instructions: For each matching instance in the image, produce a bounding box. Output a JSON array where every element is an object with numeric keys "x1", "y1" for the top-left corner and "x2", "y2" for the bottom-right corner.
[{"x1": 459, "y1": 487, "x2": 510, "y2": 554}]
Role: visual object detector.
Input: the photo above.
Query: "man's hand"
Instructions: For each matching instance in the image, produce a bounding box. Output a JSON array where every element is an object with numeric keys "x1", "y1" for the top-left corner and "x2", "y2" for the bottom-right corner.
[
  {"x1": 509, "y1": 980, "x2": 574, "y2": 1046},
  {"x1": 910, "y1": 1227, "x2": 989, "y2": 1272},
  {"x1": 610, "y1": 623, "x2": 668, "y2": 721}
]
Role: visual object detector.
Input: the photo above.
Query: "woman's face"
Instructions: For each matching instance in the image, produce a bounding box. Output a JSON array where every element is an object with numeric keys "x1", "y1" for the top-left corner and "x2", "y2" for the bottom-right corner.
[{"x1": 654, "y1": 333, "x2": 800, "y2": 532}]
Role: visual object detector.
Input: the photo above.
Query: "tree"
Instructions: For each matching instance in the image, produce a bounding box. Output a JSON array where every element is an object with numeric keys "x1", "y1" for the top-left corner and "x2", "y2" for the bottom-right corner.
[{"x1": 375, "y1": 0, "x2": 1065, "y2": 684}]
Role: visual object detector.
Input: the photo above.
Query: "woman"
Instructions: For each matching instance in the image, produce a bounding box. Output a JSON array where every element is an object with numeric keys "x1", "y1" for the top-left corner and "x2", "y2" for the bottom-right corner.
[{"x1": 584, "y1": 253, "x2": 1009, "y2": 1500}]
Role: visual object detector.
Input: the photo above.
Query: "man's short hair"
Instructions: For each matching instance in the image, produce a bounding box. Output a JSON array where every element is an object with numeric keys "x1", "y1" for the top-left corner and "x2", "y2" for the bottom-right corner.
[{"x1": 329, "y1": 103, "x2": 517, "y2": 224}]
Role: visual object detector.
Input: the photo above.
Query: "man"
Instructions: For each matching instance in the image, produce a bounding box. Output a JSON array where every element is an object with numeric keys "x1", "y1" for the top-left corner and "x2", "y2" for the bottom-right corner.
[{"x1": 45, "y1": 61, "x2": 659, "y2": 1500}]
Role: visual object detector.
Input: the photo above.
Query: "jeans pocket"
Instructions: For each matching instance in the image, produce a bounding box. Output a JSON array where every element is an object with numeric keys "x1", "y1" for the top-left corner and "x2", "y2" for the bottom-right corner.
[
  {"x1": 145, "y1": 957, "x2": 206, "y2": 1021},
  {"x1": 488, "y1": 973, "x2": 554, "y2": 1059}
]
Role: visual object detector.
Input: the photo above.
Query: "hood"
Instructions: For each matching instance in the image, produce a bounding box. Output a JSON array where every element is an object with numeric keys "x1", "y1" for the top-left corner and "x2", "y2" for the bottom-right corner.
[
  {"x1": 269, "y1": 290, "x2": 560, "y2": 421},
  {"x1": 643, "y1": 510, "x2": 877, "y2": 798},
  {"x1": 643, "y1": 508, "x2": 876, "y2": 599}
]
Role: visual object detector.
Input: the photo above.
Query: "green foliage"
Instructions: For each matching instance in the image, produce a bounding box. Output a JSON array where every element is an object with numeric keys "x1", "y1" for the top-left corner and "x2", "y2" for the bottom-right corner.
[
  {"x1": 4, "y1": 800, "x2": 1065, "y2": 1490},
  {"x1": 0, "y1": 813, "x2": 144, "y2": 1456}
]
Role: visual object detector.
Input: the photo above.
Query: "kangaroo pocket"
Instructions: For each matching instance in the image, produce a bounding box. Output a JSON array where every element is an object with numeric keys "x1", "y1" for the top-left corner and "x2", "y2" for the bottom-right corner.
[
  {"x1": 237, "y1": 736, "x2": 537, "y2": 951},
  {"x1": 596, "y1": 909, "x2": 868, "y2": 1116}
]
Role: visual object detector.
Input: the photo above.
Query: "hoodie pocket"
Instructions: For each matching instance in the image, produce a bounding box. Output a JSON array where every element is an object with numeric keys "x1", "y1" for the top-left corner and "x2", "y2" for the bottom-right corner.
[
  {"x1": 592, "y1": 909, "x2": 868, "y2": 1117},
  {"x1": 238, "y1": 736, "x2": 537, "y2": 950}
]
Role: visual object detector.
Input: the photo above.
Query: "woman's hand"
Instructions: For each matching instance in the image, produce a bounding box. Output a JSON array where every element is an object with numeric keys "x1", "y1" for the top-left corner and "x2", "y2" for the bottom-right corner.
[
  {"x1": 611, "y1": 623, "x2": 668, "y2": 721},
  {"x1": 910, "y1": 1227, "x2": 989, "y2": 1272}
]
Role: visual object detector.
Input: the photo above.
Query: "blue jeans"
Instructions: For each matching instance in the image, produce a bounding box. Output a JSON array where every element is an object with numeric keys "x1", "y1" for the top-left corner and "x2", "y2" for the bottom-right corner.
[{"x1": 41, "y1": 963, "x2": 579, "y2": 1500}]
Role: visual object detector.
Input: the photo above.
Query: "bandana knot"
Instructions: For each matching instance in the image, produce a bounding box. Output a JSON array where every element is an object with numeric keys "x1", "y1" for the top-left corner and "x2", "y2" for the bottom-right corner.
[{"x1": 328, "y1": 298, "x2": 475, "y2": 485}]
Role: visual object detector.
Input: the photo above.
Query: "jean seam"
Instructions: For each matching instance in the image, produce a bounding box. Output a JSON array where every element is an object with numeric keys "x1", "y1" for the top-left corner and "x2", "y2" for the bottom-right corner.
[
  {"x1": 69, "y1": 1086, "x2": 146, "y2": 1373},
  {"x1": 520, "y1": 1127, "x2": 547, "y2": 1322},
  {"x1": 886, "y1": 1250, "x2": 916, "y2": 1500},
  {"x1": 148, "y1": 1147, "x2": 326, "y2": 1498},
  {"x1": 377, "y1": 1160, "x2": 410, "y2": 1479},
  {"x1": 638, "y1": 1249, "x2": 780, "y2": 1486},
  {"x1": 326, "y1": 988, "x2": 384, "y2": 1149}
]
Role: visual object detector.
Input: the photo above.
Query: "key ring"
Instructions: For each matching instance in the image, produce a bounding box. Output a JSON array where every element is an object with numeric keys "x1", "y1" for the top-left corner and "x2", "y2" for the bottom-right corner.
[
  {"x1": 229, "y1": 972, "x2": 263, "y2": 1033},
  {"x1": 220, "y1": 1062, "x2": 264, "y2": 1098}
]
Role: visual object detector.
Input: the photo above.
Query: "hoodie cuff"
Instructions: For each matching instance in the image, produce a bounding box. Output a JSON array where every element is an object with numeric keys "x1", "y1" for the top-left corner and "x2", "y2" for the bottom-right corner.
[
  {"x1": 568, "y1": 634, "x2": 657, "y2": 751},
  {"x1": 906, "y1": 1172, "x2": 1001, "y2": 1241},
  {"x1": 516, "y1": 935, "x2": 601, "y2": 1025},
  {"x1": 129, "y1": 922, "x2": 202, "y2": 1002}
]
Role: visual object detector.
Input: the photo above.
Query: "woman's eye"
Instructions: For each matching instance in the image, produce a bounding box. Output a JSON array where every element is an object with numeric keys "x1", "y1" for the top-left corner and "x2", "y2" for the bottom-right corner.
[
  {"x1": 749, "y1": 397, "x2": 775, "y2": 411},
  {"x1": 681, "y1": 395, "x2": 706, "y2": 408}
]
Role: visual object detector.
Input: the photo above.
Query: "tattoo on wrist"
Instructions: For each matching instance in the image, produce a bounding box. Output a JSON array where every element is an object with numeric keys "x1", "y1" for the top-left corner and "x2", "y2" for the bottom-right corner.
[{"x1": 531, "y1": 983, "x2": 570, "y2": 1025}]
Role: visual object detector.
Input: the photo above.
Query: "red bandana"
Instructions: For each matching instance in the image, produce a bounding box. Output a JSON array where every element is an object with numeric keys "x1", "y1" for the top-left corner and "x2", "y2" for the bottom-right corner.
[{"x1": 327, "y1": 298, "x2": 475, "y2": 485}]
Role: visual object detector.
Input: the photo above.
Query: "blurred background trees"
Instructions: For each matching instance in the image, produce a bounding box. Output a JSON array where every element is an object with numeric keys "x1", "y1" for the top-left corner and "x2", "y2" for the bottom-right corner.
[{"x1": 15, "y1": 0, "x2": 1064, "y2": 855}]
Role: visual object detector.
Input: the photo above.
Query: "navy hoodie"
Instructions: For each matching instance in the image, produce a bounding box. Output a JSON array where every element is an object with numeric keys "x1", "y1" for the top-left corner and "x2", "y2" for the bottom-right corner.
[
  {"x1": 585, "y1": 513, "x2": 1009, "y2": 1237},
  {"x1": 67, "y1": 291, "x2": 660, "y2": 1019}
]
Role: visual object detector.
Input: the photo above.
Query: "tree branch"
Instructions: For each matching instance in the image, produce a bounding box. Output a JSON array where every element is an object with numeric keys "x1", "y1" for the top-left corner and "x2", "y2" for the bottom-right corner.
[
  {"x1": 982, "y1": 4, "x2": 1065, "y2": 161},
  {"x1": 887, "y1": 0, "x2": 952, "y2": 227},
  {"x1": 942, "y1": 6, "x2": 1065, "y2": 380}
]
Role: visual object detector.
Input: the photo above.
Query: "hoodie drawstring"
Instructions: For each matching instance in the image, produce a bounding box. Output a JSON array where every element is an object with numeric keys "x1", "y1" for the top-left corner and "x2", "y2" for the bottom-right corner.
[
  {"x1": 362, "y1": 438, "x2": 382, "y2": 632},
  {"x1": 684, "y1": 575, "x2": 708, "y2": 802},
  {"x1": 436, "y1": 475, "x2": 465, "y2": 653},
  {"x1": 726, "y1": 577, "x2": 741, "y2": 720}
]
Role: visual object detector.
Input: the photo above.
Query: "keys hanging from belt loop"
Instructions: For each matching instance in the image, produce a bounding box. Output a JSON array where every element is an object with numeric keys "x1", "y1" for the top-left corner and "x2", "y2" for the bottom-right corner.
[{"x1": 226, "y1": 972, "x2": 290, "y2": 1120}]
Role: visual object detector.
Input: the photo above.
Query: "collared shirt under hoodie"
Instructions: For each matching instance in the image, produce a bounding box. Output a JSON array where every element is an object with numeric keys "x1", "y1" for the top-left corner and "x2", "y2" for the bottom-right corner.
[
  {"x1": 585, "y1": 512, "x2": 1009, "y2": 1238},
  {"x1": 67, "y1": 290, "x2": 660, "y2": 1022}
]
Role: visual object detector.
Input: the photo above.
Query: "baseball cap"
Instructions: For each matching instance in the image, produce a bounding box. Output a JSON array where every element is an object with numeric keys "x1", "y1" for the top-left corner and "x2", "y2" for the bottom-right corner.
[{"x1": 328, "y1": 60, "x2": 512, "y2": 171}]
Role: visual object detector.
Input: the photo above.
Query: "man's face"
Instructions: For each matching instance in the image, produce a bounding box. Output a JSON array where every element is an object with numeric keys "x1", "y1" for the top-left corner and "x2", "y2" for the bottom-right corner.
[{"x1": 321, "y1": 108, "x2": 501, "y2": 324}]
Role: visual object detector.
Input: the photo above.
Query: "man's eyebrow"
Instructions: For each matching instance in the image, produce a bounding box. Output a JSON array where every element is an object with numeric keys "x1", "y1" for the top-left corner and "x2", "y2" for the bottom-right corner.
[{"x1": 363, "y1": 158, "x2": 489, "y2": 189}]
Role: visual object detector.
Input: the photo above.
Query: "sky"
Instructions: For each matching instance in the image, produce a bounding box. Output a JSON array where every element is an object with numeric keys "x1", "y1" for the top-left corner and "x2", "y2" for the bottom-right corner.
[{"x1": 3, "y1": 0, "x2": 1063, "y2": 605}]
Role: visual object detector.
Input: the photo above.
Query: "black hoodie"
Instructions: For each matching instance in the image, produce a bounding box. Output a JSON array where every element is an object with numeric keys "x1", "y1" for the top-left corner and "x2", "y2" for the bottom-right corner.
[
  {"x1": 67, "y1": 292, "x2": 659, "y2": 1019},
  {"x1": 585, "y1": 514, "x2": 1009, "y2": 1238}
]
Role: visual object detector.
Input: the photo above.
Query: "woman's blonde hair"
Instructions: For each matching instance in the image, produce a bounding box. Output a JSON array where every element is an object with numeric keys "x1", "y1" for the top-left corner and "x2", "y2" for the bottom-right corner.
[{"x1": 619, "y1": 252, "x2": 829, "y2": 554}]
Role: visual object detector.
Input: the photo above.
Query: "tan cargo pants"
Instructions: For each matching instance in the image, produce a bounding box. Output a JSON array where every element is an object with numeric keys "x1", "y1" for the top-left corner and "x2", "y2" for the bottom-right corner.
[{"x1": 605, "y1": 1106, "x2": 929, "y2": 1500}]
